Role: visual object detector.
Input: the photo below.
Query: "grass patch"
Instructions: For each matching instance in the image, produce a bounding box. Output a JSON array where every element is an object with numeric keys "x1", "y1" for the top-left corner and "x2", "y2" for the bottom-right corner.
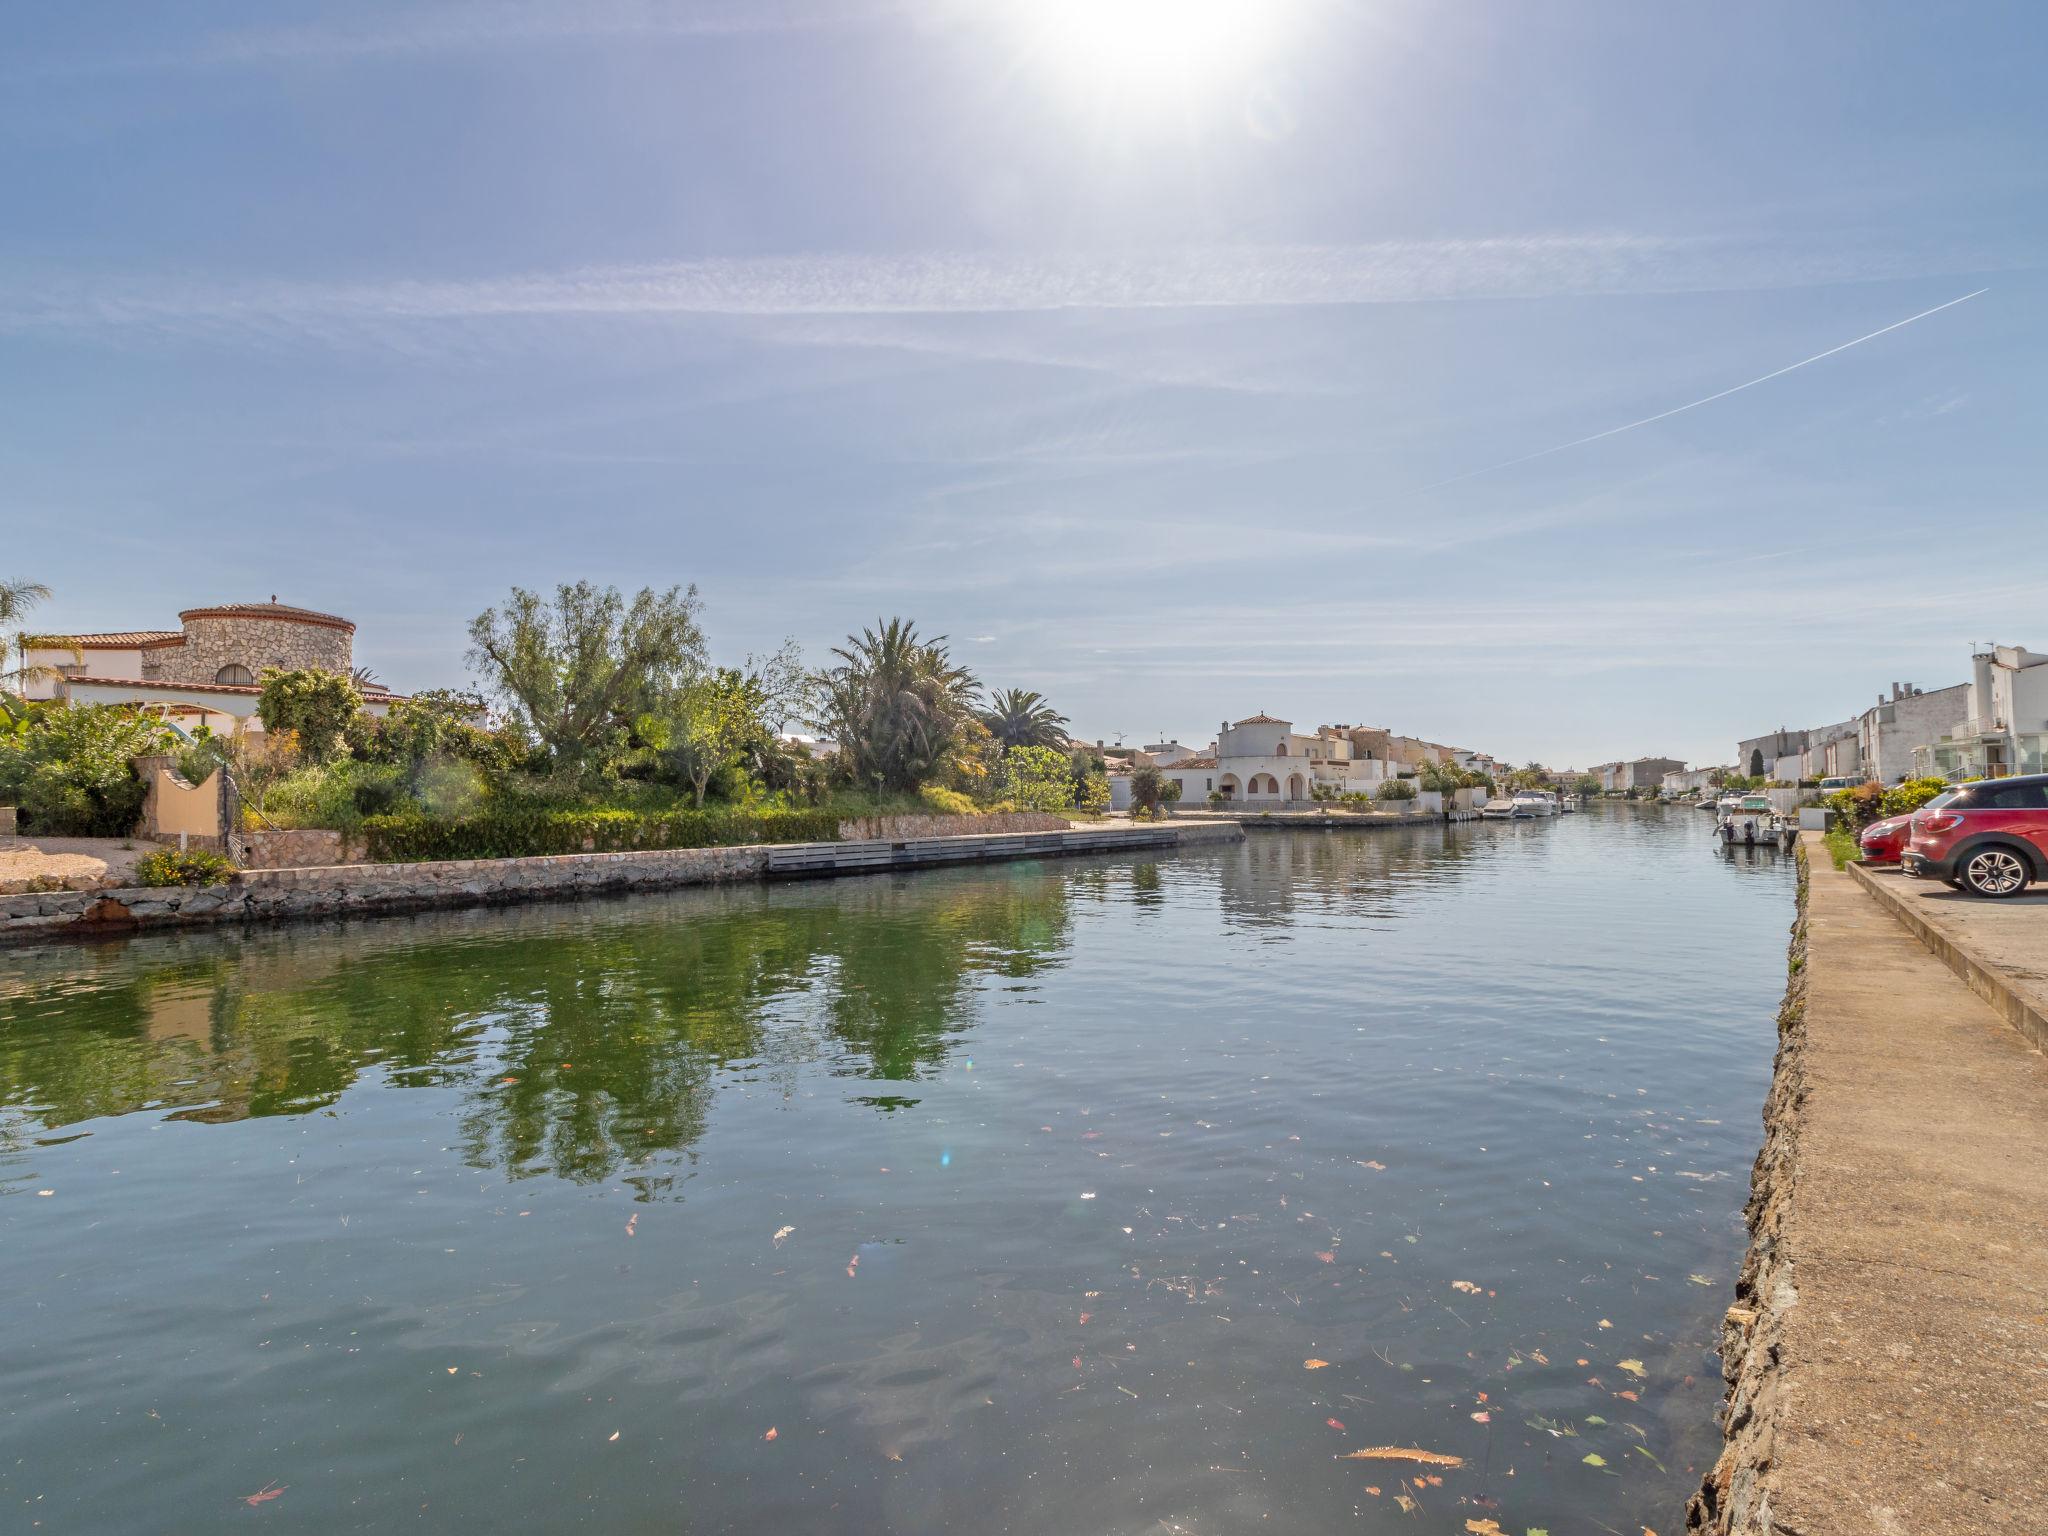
[{"x1": 1822, "y1": 824, "x2": 1860, "y2": 871}]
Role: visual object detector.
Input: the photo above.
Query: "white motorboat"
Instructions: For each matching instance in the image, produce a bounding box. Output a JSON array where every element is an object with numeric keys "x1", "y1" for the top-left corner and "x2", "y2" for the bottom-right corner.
[
  {"x1": 1510, "y1": 790, "x2": 1556, "y2": 818},
  {"x1": 1480, "y1": 798, "x2": 1517, "y2": 820}
]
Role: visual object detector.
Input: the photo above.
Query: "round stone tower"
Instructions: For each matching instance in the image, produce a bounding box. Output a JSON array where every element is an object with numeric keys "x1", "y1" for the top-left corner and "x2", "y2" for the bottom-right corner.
[{"x1": 170, "y1": 601, "x2": 355, "y2": 686}]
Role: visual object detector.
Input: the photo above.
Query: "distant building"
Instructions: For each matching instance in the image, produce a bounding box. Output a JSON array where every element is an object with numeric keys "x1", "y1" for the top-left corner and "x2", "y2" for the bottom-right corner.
[
  {"x1": 1151, "y1": 715, "x2": 1402, "y2": 806},
  {"x1": 24, "y1": 600, "x2": 403, "y2": 734},
  {"x1": 1593, "y1": 756, "x2": 1685, "y2": 792},
  {"x1": 1854, "y1": 683, "x2": 1966, "y2": 784}
]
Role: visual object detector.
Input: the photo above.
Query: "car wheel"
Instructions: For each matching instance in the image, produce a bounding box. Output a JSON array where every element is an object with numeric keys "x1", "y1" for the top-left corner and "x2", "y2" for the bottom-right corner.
[{"x1": 1959, "y1": 847, "x2": 2031, "y2": 899}]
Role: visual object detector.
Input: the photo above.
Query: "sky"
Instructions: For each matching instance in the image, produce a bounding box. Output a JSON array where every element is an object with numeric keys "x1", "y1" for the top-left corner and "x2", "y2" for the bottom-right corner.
[{"x1": 5, "y1": 0, "x2": 2044, "y2": 769}]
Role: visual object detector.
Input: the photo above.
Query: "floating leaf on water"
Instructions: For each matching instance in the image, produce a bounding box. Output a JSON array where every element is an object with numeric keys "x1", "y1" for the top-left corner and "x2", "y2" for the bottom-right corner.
[
  {"x1": 1326, "y1": 1417, "x2": 1345, "y2": 1430},
  {"x1": 1597, "y1": 1319, "x2": 1613, "y2": 1329},
  {"x1": 1582, "y1": 1452, "x2": 1608, "y2": 1467},
  {"x1": 1394, "y1": 1495, "x2": 1417, "y2": 1513},
  {"x1": 1316, "y1": 1251, "x2": 1336, "y2": 1263},
  {"x1": 1617, "y1": 1359, "x2": 1646, "y2": 1377},
  {"x1": 763, "y1": 1427, "x2": 778, "y2": 1442},
  {"x1": 1467, "y1": 1521, "x2": 1507, "y2": 1535},
  {"x1": 1336, "y1": 1447, "x2": 1463, "y2": 1466},
  {"x1": 1633, "y1": 1444, "x2": 1667, "y2": 1471},
  {"x1": 772, "y1": 1225, "x2": 795, "y2": 1248},
  {"x1": 1584, "y1": 1414, "x2": 1607, "y2": 1426},
  {"x1": 1451, "y1": 1280, "x2": 1483, "y2": 1294},
  {"x1": 608, "y1": 1431, "x2": 620, "y2": 1442},
  {"x1": 1688, "y1": 1274, "x2": 1715, "y2": 1286},
  {"x1": 1470, "y1": 1411, "x2": 1491, "y2": 1423},
  {"x1": 1525, "y1": 1415, "x2": 1578, "y2": 1438},
  {"x1": 241, "y1": 1482, "x2": 287, "y2": 1506},
  {"x1": 1304, "y1": 1359, "x2": 1331, "y2": 1370}
]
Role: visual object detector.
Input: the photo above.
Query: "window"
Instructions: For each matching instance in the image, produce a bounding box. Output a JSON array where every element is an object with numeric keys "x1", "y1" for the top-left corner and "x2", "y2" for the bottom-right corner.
[
  {"x1": 215, "y1": 664, "x2": 255, "y2": 686},
  {"x1": 1974, "y1": 783, "x2": 2048, "y2": 809}
]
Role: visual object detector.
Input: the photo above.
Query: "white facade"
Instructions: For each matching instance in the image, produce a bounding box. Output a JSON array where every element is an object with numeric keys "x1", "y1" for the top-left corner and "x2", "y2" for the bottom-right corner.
[
  {"x1": 1916, "y1": 645, "x2": 2048, "y2": 780},
  {"x1": 1854, "y1": 683, "x2": 1966, "y2": 784}
]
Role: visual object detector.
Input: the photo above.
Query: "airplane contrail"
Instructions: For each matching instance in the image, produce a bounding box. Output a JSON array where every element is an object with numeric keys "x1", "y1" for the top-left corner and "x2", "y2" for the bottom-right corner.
[{"x1": 1417, "y1": 286, "x2": 1989, "y2": 494}]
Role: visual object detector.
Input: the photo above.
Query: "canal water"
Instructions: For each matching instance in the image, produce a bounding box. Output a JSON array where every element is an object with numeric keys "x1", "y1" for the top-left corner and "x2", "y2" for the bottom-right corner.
[{"x1": 1, "y1": 807, "x2": 1793, "y2": 1534}]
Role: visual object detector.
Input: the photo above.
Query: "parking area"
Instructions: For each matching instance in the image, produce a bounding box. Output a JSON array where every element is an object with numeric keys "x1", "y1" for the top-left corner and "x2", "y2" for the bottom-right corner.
[{"x1": 1853, "y1": 860, "x2": 2048, "y2": 1049}]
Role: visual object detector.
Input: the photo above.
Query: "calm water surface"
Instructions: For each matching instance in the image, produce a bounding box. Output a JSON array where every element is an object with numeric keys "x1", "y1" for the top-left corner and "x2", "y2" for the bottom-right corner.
[{"x1": 1, "y1": 807, "x2": 1792, "y2": 1534}]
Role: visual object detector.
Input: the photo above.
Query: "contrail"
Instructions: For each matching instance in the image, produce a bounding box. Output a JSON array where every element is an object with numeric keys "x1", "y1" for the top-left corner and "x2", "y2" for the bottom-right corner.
[{"x1": 1417, "y1": 286, "x2": 1989, "y2": 494}]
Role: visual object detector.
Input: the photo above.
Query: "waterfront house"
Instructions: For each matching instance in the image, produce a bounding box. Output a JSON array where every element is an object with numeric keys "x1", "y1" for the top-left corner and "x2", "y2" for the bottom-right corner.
[
  {"x1": 1914, "y1": 644, "x2": 2048, "y2": 780},
  {"x1": 23, "y1": 600, "x2": 404, "y2": 733},
  {"x1": 1154, "y1": 715, "x2": 1402, "y2": 806}
]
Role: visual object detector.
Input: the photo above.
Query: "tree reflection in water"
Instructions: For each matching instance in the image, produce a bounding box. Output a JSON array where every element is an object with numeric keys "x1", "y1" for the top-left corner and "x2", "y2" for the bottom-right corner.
[{"x1": 0, "y1": 869, "x2": 1073, "y2": 1183}]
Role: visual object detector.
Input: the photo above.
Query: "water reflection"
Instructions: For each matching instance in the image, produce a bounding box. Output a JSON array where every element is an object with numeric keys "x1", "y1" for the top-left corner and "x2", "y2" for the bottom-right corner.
[{"x1": 1, "y1": 870, "x2": 1073, "y2": 1180}]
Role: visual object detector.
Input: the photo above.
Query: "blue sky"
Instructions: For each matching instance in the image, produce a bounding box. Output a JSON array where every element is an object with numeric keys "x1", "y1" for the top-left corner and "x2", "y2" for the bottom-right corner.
[{"x1": 5, "y1": 0, "x2": 2043, "y2": 767}]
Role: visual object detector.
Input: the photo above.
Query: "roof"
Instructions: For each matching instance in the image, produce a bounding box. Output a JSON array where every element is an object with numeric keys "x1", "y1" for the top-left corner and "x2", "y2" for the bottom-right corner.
[
  {"x1": 1232, "y1": 713, "x2": 1289, "y2": 727},
  {"x1": 178, "y1": 601, "x2": 355, "y2": 632},
  {"x1": 35, "y1": 630, "x2": 184, "y2": 649},
  {"x1": 63, "y1": 675, "x2": 403, "y2": 704},
  {"x1": 1169, "y1": 755, "x2": 1218, "y2": 769}
]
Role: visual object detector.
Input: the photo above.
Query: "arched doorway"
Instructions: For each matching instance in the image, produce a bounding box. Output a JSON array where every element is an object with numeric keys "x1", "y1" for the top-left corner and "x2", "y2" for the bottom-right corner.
[
  {"x1": 1218, "y1": 774, "x2": 1241, "y2": 800},
  {"x1": 1286, "y1": 773, "x2": 1305, "y2": 801}
]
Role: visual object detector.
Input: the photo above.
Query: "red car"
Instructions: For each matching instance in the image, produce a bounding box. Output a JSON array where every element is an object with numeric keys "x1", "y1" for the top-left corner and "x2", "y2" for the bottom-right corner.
[
  {"x1": 1901, "y1": 774, "x2": 2048, "y2": 898},
  {"x1": 1857, "y1": 813, "x2": 1913, "y2": 865}
]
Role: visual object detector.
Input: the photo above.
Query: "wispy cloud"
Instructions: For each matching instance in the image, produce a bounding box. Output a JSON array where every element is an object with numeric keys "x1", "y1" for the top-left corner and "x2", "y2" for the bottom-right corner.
[
  {"x1": 53, "y1": 1, "x2": 872, "y2": 73},
  {"x1": 1, "y1": 235, "x2": 2011, "y2": 350}
]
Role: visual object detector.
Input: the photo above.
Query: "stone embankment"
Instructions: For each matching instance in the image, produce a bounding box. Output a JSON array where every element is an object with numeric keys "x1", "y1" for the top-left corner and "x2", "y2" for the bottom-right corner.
[
  {"x1": 0, "y1": 820, "x2": 1243, "y2": 946},
  {"x1": 1686, "y1": 837, "x2": 2048, "y2": 1535}
]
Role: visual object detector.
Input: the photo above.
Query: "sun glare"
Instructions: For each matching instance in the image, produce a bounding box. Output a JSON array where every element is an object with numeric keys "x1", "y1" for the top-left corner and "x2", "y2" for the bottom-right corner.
[{"x1": 1014, "y1": 0, "x2": 1290, "y2": 110}]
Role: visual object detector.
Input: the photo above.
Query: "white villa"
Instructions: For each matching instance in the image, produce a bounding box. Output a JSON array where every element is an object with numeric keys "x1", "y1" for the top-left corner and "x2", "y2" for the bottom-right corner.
[
  {"x1": 1156, "y1": 715, "x2": 1400, "y2": 806},
  {"x1": 23, "y1": 600, "x2": 404, "y2": 734}
]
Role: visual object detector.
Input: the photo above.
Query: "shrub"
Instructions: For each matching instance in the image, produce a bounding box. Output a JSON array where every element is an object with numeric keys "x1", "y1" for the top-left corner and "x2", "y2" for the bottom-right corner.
[
  {"x1": 1825, "y1": 781, "x2": 1885, "y2": 833},
  {"x1": 260, "y1": 760, "x2": 413, "y2": 831},
  {"x1": 998, "y1": 745, "x2": 1076, "y2": 812},
  {"x1": 13, "y1": 705, "x2": 174, "y2": 835},
  {"x1": 1376, "y1": 778, "x2": 1417, "y2": 801},
  {"x1": 257, "y1": 668, "x2": 362, "y2": 761},
  {"x1": 135, "y1": 846, "x2": 237, "y2": 887},
  {"x1": 1074, "y1": 773, "x2": 1110, "y2": 814},
  {"x1": 918, "y1": 784, "x2": 979, "y2": 817},
  {"x1": 1880, "y1": 776, "x2": 1950, "y2": 819},
  {"x1": 359, "y1": 806, "x2": 842, "y2": 862}
]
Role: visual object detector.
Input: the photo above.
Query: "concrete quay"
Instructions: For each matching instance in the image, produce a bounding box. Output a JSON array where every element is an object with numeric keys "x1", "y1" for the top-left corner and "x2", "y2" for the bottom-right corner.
[{"x1": 1688, "y1": 836, "x2": 2048, "y2": 1534}]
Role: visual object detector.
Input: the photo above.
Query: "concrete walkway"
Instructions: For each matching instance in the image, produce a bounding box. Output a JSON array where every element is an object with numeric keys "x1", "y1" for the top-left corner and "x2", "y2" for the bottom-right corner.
[{"x1": 1693, "y1": 839, "x2": 2048, "y2": 1532}]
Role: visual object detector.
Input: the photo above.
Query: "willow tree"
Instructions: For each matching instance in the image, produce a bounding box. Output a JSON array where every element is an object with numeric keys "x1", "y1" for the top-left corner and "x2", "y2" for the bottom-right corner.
[{"x1": 467, "y1": 582, "x2": 705, "y2": 773}]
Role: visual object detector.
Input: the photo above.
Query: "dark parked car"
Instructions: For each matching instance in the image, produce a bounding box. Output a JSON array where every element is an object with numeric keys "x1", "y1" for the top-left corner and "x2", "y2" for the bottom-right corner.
[
  {"x1": 1857, "y1": 813, "x2": 1913, "y2": 866},
  {"x1": 1901, "y1": 774, "x2": 2048, "y2": 898}
]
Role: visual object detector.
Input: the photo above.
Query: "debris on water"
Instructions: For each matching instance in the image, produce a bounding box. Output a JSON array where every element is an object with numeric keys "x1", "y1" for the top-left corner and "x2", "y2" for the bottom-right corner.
[
  {"x1": 772, "y1": 1225, "x2": 795, "y2": 1248},
  {"x1": 240, "y1": 1482, "x2": 287, "y2": 1506},
  {"x1": 1336, "y1": 1447, "x2": 1463, "y2": 1466}
]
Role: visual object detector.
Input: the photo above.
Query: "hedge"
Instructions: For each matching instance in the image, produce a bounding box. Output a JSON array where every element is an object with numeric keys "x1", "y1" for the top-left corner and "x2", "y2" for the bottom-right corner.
[{"x1": 359, "y1": 807, "x2": 843, "y2": 863}]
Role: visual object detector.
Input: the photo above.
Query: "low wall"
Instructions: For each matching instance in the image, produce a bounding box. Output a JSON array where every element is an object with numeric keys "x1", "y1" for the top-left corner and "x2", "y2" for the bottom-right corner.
[
  {"x1": 1, "y1": 821, "x2": 1244, "y2": 945},
  {"x1": 835, "y1": 811, "x2": 1072, "y2": 840},
  {"x1": 241, "y1": 828, "x2": 358, "y2": 869}
]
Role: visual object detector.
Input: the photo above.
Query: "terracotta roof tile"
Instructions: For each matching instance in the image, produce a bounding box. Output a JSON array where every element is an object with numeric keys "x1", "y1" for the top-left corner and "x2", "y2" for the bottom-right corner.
[
  {"x1": 64, "y1": 675, "x2": 403, "y2": 703},
  {"x1": 37, "y1": 631, "x2": 184, "y2": 648},
  {"x1": 1232, "y1": 713, "x2": 1289, "y2": 726},
  {"x1": 178, "y1": 602, "x2": 354, "y2": 632}
]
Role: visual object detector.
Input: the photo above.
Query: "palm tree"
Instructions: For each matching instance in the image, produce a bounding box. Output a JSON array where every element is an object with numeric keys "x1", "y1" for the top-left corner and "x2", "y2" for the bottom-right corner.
[
  {"x1": 820, "y1": 619, "x2": 980, "y2": 793},
  {"x1": 981, "y1": 687, "x2": 1070, "y2": 752},
  {"x1": 350, "y1": 664, "x2": 383, "y2": 692},
  {"x1": 2, "y1": 580, "x2": 67, "y2": 718}
]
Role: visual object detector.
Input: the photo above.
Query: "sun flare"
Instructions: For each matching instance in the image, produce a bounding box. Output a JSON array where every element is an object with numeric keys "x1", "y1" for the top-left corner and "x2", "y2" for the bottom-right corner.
[{"x1": 1013, "y1": 0, "x2": 1290, "y2": 110}]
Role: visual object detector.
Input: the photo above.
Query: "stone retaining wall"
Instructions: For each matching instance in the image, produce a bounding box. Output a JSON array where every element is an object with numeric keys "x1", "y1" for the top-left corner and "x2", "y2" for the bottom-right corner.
[
  {"x1": 241, "y1": 828, "x2": 358, "y2": 869},
  {"x1": 834, "y1": 811, "x2": 1072, "y2": 840},
  {"x1": 2, "y1": 823, "x2": 1243, "y2": 945}
]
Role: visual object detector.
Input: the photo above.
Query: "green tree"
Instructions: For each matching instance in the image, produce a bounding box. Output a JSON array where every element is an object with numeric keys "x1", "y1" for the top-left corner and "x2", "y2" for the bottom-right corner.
[
  {"x1": 982, "y1": 687, "x2": 1070, "y2": 751},
  {"x1": 1129, "y1": 762, "x2": 1182, "y2": 818},
  {"x1": 1416, "y1": 759, "x2": 1470, "y2": 799},
  {"x1": 257, "y1": 667, "x2": 363, "y2": 761},
  {"x1": 1376, "y1": 777, "x2": 1418, "y2": 801},
  {"x1": 1748, "y1": 747, "x2": 1766, "y2": 778},
  {"x1": 653, "y1": 669, "x2": 762, "y2": 809},
  {"x1": 378, "y1": 688, "x2": 489, "y2": 792},
  {"x1": 1574, "y1": 774, "x2": 1602, "y2": 798},
  {"x1": 998, "y1": 744, "x2": 1076, "y2": 812},
  {"x1": 467, "y1": 582, "x2": 707, "y2": 773},
  {"x1": 819, "y1": 619, "x2": 979, "y2": 793}
]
